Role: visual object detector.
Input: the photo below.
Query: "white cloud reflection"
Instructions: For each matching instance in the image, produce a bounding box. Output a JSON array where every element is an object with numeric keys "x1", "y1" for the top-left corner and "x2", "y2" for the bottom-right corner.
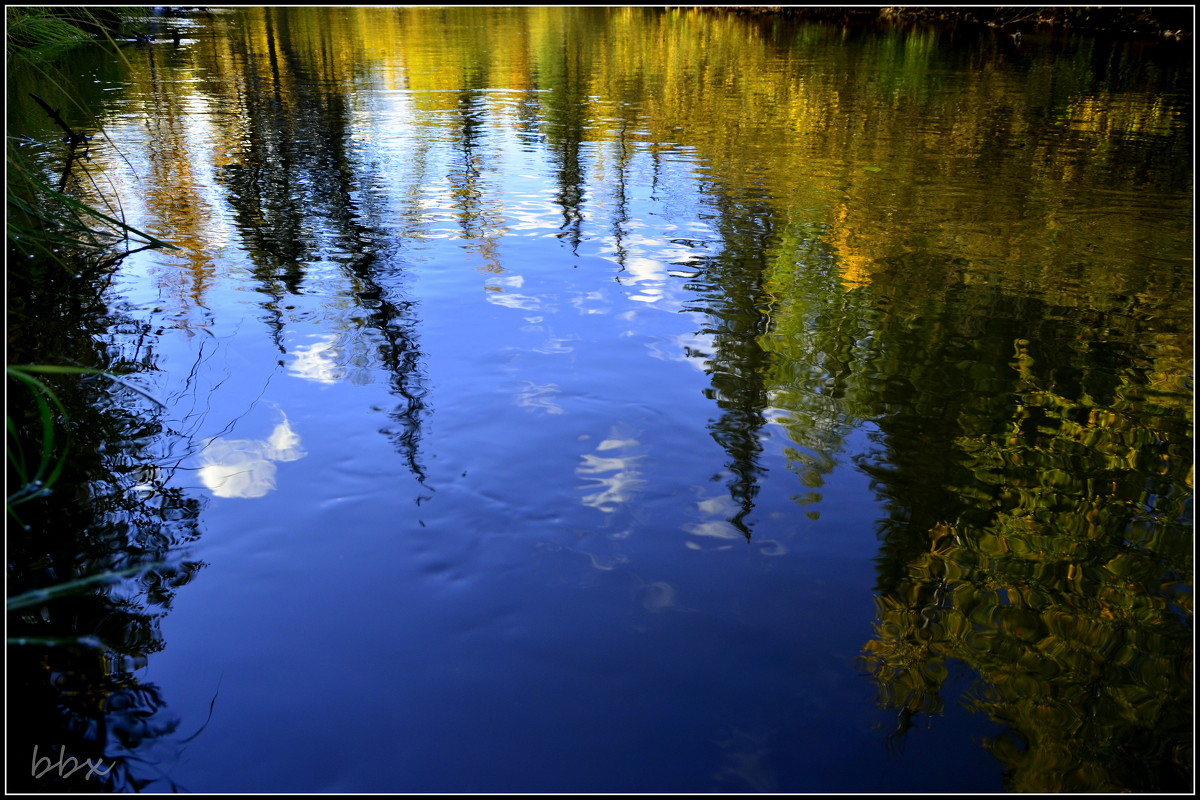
[
  {"x1": 486, "y1": 291, "x2": 541, "y2": 310},
  {"x1": 198, "y1": 414, "x2": 307, "y2": 498},
  {"x1": 288, "y1": 334, "x2": 343, "y2": 384},
  {"x1": 621, "y1": 256, "x2": 667, "y2": 303},
  {"x1": 682, "y1": 494, "x2": 744, "y2": 546},
  {"x1": 578, "y1": 431, "x2": 644, "y2": 512},
  {"x1": 515, "y1": 381, "x2": 565, "y2": 415}
]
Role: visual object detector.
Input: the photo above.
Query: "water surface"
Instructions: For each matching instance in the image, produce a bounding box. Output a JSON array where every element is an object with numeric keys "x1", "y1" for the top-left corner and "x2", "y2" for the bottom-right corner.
[{"x1": 7, "y1": 7, "x2": 1192, "y2": 793}]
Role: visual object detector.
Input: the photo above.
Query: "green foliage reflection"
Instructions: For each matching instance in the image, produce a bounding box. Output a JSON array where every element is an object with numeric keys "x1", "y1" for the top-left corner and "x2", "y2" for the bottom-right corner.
[{"x1": 844, "y1": 274, "x2": 1192, "y2": 792}]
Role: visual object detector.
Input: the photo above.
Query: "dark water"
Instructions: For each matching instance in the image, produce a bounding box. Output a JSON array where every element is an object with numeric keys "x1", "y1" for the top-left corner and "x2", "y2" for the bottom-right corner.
[{"x1": 7, "y1": 7, "x2": 1193, "y2": 793}]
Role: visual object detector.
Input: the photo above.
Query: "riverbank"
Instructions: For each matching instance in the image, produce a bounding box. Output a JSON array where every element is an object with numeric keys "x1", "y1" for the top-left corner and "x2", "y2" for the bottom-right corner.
[{"x1": 705, "y1": 6, "x2": 1192, "y2": 40}]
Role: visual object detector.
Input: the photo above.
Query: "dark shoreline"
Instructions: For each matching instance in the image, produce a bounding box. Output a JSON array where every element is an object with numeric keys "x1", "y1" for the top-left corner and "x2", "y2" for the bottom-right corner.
[{"x1": 701, "y1": 6, "x2": 1193, "y2": 40}]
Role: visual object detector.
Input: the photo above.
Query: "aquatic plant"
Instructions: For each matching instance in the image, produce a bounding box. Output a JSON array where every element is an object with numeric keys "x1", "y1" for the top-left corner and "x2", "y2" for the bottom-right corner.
[
  {"x1": 7, "y1": 6, "x2": 173, "y2": 514},
  {"x1": 6, "y1": 366, "x2": 71, "y2": 518},
  {"x1": 7, "y1": 8, "x2": 180, "y2": 639},
  {"x1": 6, "y1": 7, "x2": 95, "y2": 55},
  {"x1": 7, "y1": 364, "x2": 165, "y2": 517},
  {"x1": 7, "y1": 6, "x2": 176, "y2": 267}
]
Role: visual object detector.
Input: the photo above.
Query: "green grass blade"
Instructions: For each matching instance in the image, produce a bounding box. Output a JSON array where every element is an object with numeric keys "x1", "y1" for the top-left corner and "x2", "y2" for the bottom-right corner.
[
  {"x1": 7, "y1": 563, "x2": 169, "y2": 612},
  {"x1": 14, "y1": 364, "x2": 167, "y2": 408}
]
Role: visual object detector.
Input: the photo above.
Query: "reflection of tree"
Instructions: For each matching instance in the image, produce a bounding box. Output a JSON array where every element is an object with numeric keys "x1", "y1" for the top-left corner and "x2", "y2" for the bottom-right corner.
[
  {"x1": 127, "y1": 39, "x2": 219, "y2": 327},
  {"x1": 17, "y1": 8, "x2": 1187, "y2": 791},
  {"x1": 8, "y1": 261, "x2": 205, "y2": 792},
  {"x1": 212, "y1": 8, "x2": 430, "y2": 479},
  {"x1": 220, "y1": 10, "x2": 311, "y2": 303},
  {"x1": 852, "y1": 265, "x2": 1193, "y2": 792},
  {"x1": 758, "y1": 216, "x2": 879, "y2": 515},
  {"x1": 352, "y1": 253, "x2": 429, "y2": 483},
  {"x1": 755, "y1": 205, "x2": 1191, "y2": 790},
  {"x1": 598, "y1": 111, "x2": 635, "y2": 273},
  {"x1": 538, "y1": 30, "x2": 590, "y2": 254},
  {"x1": 448, "y1": 85, "x2": 507, "y2": 281},
  {"x1": 685, "y1": 187, "x2": 778, "y2": 538}
]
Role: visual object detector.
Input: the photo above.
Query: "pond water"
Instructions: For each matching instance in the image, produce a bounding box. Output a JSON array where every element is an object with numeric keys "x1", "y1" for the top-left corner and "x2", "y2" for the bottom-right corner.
[{"x1": 7, "y1": 7, "x2": 1193, "y2": 793}]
